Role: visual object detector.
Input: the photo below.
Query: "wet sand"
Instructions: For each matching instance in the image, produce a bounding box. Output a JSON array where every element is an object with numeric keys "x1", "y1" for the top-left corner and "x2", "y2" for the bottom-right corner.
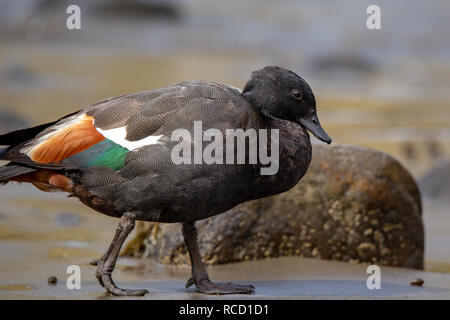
[
  {"x1": 3, "y1": 250, "x2": 450, "y2": 300},
  {"x1": 0, "y1": 184, "x2": 450, "y2": 299}
]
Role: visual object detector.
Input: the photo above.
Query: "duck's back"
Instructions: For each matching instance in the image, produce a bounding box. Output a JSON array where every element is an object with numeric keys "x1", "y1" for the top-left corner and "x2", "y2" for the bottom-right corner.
[
  {"x1": 70, "y1": 81, "x2": 267, "y2": 222},
  {"x1": 86, "y1": 81, "x2": 260, "y2": 141}
]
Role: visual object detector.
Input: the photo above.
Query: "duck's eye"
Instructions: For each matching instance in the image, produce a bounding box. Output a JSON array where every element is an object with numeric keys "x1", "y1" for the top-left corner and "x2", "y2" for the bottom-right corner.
[{"x1": 292, "y1": 90, "x2": 303, "y2": 101}]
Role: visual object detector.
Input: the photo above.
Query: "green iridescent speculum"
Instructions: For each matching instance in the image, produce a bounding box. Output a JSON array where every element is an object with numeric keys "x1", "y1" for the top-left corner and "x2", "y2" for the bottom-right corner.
[{"x1": 65, "y1": 139, "x2": 129, "y2": 170}]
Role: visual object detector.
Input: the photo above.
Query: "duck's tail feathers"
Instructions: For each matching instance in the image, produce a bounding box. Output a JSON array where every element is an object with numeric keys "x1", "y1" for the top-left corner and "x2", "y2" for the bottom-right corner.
[
  {"x1": 0, "y1": 121, "x2": 59, "y2": 149},
  {"x1": 0, "y1": 146, "x2": 7, "y2": 157},
  {"x1": 0, "y1": 111, "x2": 79, "y2": 150}
]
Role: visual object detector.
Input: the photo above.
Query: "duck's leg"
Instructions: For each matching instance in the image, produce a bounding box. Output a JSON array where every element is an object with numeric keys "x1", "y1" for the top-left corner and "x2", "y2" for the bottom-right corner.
[
  {"x1": 182, "y1": 221, "x2": 255, "y2": 295},
  {"x1": 95, "y1": 214, "x2": 149, "y2": 296}
]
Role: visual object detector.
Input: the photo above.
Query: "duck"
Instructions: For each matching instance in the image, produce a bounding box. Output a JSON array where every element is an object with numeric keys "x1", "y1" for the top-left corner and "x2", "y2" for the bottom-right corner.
[{"x1": 0, "y1": 66, "x2": 331, "y2": 296}]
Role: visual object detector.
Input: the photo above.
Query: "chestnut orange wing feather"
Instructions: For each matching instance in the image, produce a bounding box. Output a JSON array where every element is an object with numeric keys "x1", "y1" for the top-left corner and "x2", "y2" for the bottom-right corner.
[
  {"x1": 2, "y1": 113, "x2": 107, "y2": 169},
  {"x1": 24, "y1": 114, "x2": 105, "y2": 164}
]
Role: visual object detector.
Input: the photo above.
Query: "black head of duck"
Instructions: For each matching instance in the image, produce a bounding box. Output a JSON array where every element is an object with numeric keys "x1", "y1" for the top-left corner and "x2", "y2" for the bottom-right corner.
[
  {"x1": 0, "y1": 66, "x2": 331, "y2": 296},
  {"x1": 243, "y1": 66, "x2": 331, "y2": 144}
]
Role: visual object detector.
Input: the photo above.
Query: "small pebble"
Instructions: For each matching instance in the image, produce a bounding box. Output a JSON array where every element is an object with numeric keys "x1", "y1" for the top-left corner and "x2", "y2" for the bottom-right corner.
[
  {"x1": 48, "y1": 276, "x2": 58, "y2": 285},
  {"x1": 410, "y1": 278, "x2": 424, "y2": 286}
]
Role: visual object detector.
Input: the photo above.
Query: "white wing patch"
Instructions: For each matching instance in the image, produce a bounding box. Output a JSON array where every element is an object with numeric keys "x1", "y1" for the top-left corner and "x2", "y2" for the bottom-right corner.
[{"x1": 96, "y1": 126, "x2": 163, "y2": 151}]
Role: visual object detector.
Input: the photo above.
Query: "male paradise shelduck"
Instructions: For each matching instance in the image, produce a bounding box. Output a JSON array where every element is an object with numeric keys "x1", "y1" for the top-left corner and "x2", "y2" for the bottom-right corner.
[{"x1": 0, "y1": 66, "x2": 331, "y2": 296}]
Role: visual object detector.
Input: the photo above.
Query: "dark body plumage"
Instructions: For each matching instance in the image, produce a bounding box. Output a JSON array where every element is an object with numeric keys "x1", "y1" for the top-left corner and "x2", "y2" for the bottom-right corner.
[
  {"x1": 74, "y1": 88, "x2": 312, "y2": 223},
  {"x1": 0, "y1": 66, "x2": 330, "y2": 296}
]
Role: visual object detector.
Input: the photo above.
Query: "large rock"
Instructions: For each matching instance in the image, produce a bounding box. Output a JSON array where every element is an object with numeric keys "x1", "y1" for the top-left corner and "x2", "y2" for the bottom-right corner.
[{"x1": 127, "y1": 145, "x2": 424, "y2": 269}]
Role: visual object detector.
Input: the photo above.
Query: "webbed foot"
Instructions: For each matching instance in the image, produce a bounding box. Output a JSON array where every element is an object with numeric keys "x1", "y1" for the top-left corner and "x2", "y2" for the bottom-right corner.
[
  {"x1": 96, "y1": 267, "x2": 148, "y2": 296},
  {"x1": 186, "y1": 277, "x2": 255, "y2": 295}
]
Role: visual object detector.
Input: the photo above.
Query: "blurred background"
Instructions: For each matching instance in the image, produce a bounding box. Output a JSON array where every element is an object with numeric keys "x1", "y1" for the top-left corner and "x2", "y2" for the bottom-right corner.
[
  {"x1": 0, "y1": 0, "x2": 449, "y2": 297},
  {"x1": 1, "y1": 0, "x2": 449, "y2": 174}
]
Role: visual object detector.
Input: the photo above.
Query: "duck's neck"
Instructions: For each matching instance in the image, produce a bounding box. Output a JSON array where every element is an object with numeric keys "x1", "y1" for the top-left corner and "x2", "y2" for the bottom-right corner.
[{"x1": 258, "y1": 115, "x2": 312, "y2": 194}]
